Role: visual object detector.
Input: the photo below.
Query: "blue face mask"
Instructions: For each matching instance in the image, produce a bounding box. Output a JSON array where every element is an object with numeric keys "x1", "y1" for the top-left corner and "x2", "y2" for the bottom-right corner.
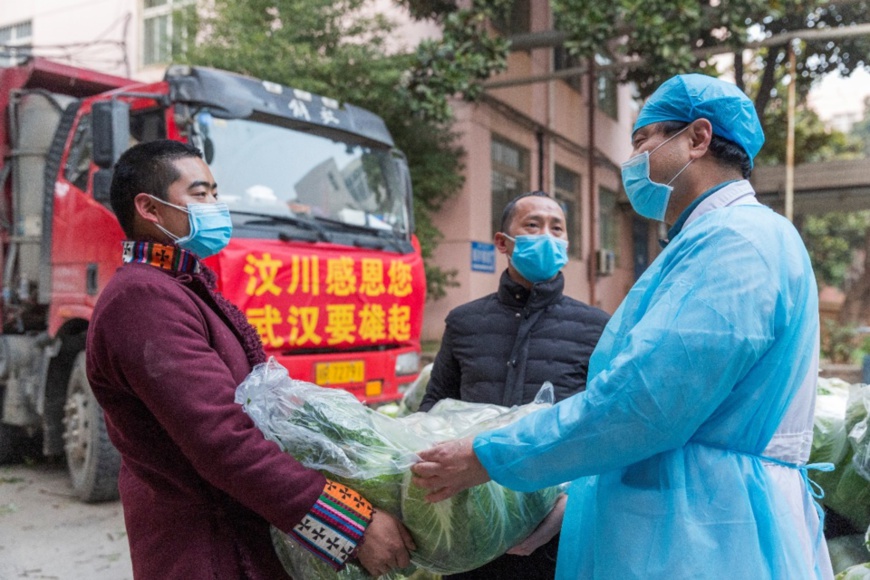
[
  {"x1": 151, "y1": 196, "x2": 233, "y2": 259},
  {"x1": 621, "y1": 126, "x2": 693, "y2": 222},
  {"x1": 505, "y1": 234, "x2": 569, "y2": 283}
]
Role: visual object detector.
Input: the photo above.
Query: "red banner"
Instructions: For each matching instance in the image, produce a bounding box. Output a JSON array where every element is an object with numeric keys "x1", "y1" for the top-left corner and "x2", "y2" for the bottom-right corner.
[{"x1": 206, "y1": 238, "x2": 426, "y2": 351}]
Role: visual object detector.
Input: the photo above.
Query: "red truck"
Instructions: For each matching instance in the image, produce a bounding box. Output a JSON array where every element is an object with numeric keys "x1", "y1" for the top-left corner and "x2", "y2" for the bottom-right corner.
[{"x1": 0, "y1": 58, "x2": 425, "y2": 501}]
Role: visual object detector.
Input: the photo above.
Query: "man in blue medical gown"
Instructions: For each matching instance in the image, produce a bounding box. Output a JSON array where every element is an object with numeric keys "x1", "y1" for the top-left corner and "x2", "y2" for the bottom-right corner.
[{"x1": 412, "y1": 74, "x2": 835, "y2": 580}]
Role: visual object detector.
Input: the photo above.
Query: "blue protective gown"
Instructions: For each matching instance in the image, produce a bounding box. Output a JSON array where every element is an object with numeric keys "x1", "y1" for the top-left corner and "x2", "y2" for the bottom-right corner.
[{"x1": 474, "y1": 181, "x2": 834, "y2": 579}]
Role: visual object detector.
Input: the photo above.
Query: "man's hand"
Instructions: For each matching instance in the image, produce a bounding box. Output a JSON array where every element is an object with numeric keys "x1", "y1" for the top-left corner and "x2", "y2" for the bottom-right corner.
[
  {"x1": 410, "y1": 437, "x2": 490, "y2": 503},
  {"x1": 505, "y1": 493, "x2": 567, "y2": 556},
  {"x1": 356, "y1": 509, "x2": 415, "y2": 578}
]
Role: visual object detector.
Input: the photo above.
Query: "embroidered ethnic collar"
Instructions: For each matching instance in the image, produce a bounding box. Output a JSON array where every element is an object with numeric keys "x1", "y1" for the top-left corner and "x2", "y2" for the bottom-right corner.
[{"x1": 122, "y1": 241, "x2": 201, "y2": 274}]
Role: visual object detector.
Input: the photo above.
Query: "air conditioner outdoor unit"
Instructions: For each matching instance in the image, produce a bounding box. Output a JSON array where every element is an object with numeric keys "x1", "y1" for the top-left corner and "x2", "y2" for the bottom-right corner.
[{"x1": 596, "y1": 248, "x2": 616, "y2": 276}]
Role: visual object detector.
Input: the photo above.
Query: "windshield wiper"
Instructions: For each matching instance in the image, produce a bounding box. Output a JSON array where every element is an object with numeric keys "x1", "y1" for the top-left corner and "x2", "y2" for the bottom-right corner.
[
  {"x1": 311, "y1": 216, "x2": 409, "y2": 252},
  {"x1": 233, "y1": 211, "x2": 331, "y2": 242},
  {"x1": 312, "y1": 215, "x2": 406, "y2": 236}
]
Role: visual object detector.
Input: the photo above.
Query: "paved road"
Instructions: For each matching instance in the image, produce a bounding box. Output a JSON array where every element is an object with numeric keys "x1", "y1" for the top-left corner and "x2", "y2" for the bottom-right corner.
[{"x1": 0, "y1": 459, "x2": 132, "y2": 580}]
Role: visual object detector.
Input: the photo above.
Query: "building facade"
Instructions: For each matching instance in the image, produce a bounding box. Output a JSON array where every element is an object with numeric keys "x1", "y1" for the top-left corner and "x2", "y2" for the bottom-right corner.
[
  {"x1": 0, "y1": 0, "x2": 656, "y2": 342},
  {"x1": 423, "y1": 3, "x2": 650, "y2": 339}
]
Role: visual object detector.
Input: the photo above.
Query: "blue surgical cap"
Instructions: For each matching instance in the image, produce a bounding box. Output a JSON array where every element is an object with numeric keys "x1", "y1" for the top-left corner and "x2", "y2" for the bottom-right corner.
[{"x1": 633, "y1": 74, "x2": 764, "y2": 168}]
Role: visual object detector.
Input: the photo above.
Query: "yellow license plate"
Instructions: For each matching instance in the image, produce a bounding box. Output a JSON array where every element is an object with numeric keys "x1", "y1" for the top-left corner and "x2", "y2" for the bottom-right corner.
[{"x1": 315, "y1": 361, "x2": 365, "y2": 385}]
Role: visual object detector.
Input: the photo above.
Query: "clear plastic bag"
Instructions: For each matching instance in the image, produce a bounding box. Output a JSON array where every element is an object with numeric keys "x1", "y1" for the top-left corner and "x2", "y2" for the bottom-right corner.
[
  {"x1": 812, "y1": 378, "x2": 851, "y2": 466},
  {"x1": 848, "y1": 384, "x2": 870, "y2": 481},
  {"x1": 236, "y1": 358, "x2": 561, "y2": 577},
  {"x1": 811, "y1": 380, "x2": 870, "y2": 533},
  {"x1": 396, "y1": 363, "x2": 432, "y2": 417}
]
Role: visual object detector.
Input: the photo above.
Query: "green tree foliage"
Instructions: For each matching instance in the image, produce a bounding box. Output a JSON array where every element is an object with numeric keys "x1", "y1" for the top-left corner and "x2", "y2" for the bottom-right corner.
[
  {"x1": 180, "y1": 0, "x2": 472, "y2": 299},
  {"x1": 549, "y1": 0, "x2": 870, "y2": 126},
  {"x1": 748, "y1": 2, "x2": 870, "y2": 122},
  {"x1": 801, "y1": 211, "x2": 869, "y2": 289},
  {"x1": 397, "y1": 0, "x2": 511, "y2": 123},
  {"x1": 794, "y1": 100, "x2": 870, "y2": 330},
  {"x1": 756, "y1": 102, "x2": 863, "y2": 165}
]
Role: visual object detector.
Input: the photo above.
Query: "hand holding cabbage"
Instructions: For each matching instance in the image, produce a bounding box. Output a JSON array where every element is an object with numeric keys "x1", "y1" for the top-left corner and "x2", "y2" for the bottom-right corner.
[{"x1": 411, "y1": 437, "x2": 490, "y2": 503}]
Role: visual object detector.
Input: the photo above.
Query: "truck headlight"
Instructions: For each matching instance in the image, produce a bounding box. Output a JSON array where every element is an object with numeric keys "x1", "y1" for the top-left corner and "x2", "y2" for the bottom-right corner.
[{"x1": 395, "y1": 352, "x2": 420, "y2": 376}]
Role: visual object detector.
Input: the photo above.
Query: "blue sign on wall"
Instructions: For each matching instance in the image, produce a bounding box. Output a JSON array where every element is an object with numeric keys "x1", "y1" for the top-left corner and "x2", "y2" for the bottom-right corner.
[{"x1": 471, "y1": 241, "x2": 496, "y2": 273}]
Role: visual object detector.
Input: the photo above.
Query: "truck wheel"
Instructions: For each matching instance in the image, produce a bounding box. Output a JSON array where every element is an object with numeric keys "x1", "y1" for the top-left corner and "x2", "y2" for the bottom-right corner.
[
  {"x1": 0, "y1": 389, "x2": 24, "y2": 464},
  {"x1": 0, "y1": 423, "x2": 22, "y2": 464},
  {"x1": 63, "y1": 352, "x2": 120, "y2": 502}
]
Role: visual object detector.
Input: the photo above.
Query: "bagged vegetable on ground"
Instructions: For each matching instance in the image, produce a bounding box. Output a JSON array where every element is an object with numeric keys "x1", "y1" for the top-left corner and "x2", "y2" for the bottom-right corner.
[
  {"x1": 829, "y1": 522, "x2": 870, "y2": 578},
  {"x1": 836, "y1": 563, "x2": 870, "y2": 580},
  {"x1": 828, "y1": 534, "x2": 870, "y2": 575},
  {"x1": 811, "y1": 379, "x2": 870, "y2": 533},
  {"x1": 812, "y1": 378, "x2": 851, "y2": 467},
  {"x1": 849, "y1": 384, "x2": 870, "y2": 481},
  {"x1": 236, "y1": 358, "x2": 561, "y2": 577},
  {"x1": 396, "y1": 363, "x2": 432, "y2": 417}
]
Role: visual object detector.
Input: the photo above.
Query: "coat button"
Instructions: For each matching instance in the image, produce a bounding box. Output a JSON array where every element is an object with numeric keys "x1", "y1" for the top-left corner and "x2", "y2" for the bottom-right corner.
[{"x1": 515, "y1": 312, "x2": 521, "y2": 318}]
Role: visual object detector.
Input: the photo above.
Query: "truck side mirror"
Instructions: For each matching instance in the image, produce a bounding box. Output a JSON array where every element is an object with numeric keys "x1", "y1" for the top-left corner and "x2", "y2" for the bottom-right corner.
[
  {"x1": 92, "y1": 168, "x2": 113, "y2": 205},
  {"x1": 92, "y1": 100, "x2": 130, "y2": 169}
]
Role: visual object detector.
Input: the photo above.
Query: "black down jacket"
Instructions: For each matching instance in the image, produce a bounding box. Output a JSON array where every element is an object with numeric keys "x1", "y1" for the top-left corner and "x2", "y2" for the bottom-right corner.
[{"x1": 420, "y1": 270, "x2": 610, "y2": 411}]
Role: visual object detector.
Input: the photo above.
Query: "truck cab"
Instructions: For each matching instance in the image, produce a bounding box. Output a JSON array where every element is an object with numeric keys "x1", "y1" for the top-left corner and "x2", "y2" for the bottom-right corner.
[{"x1": 0, "y1": 59, "x2": 425, "y2": 501}]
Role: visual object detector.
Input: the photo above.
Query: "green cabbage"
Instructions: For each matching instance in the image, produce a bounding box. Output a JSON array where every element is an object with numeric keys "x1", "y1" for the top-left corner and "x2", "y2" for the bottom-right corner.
[
  {"x1": 236, "y1": 359, "x2": 561, "y2": 577},
  {"x1": 812, "y1": 379, "x2": 870, "y2": 533},
  {"x1": 812, "y1": 378, "x2": 851, "y2": 466}
]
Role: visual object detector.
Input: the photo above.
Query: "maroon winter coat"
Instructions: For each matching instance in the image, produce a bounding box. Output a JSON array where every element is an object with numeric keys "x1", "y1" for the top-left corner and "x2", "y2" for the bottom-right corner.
[{"x1": 87, "y1": 262, "x2": 324, "y2": 579}]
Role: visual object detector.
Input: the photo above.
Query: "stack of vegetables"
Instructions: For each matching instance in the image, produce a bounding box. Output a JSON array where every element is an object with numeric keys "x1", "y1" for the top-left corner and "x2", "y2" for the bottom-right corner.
[
  {"x1": 236, "y1": 359, "x2": 561, "y2": 579},
  {"x1": 811, "y1": 377, "x2": 870, "y2": 579}
]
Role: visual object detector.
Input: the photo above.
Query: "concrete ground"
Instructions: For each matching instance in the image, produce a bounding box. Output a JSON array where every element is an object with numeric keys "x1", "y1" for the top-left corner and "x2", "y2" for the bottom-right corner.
[{"x1": 0, "y1": 459, "x2": 132, "y2": 580}]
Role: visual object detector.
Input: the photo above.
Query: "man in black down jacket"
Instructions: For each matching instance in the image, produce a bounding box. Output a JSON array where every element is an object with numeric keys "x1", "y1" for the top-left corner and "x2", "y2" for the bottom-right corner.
[{"x1": 419, "y1": 190, "x2": 610, "y2": 580}]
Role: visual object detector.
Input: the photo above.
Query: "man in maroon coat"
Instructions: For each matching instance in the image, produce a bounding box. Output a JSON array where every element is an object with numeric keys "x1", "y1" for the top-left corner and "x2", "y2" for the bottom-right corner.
[{"x1": 86, "y1": 140, "x2": 414, "y2": 579}]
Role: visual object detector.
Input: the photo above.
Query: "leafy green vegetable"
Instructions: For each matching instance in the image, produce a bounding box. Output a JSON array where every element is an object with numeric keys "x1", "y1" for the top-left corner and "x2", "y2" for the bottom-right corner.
[
  {"x1": 811, "y1": 379, "x2": 870, "y2": 532},
  {"x1": 400, "y1": 471, "x2": 559, "y2": 573},
  {"x1": 811, "y1": 378, "x2": 851, "y2": 466},
  {"x1": 237, "y1": 358, "x2": 561, "y2": 578}
]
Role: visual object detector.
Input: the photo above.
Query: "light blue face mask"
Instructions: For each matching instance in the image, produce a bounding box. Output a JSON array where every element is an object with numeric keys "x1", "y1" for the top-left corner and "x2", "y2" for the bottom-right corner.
[
  {"x1": 621, "y1": 126, "x2": 693, "y2": 222},
  {"x1": 504, "y1": 234, "x2": 569, "y2": 283},
  {"x1": 150, "y1": 196, "x2": 233, "y2": 259}
]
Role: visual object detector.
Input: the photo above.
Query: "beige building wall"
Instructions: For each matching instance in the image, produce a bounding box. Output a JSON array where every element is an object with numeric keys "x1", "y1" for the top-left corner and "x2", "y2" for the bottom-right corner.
[{"x1": 1, "y1": 1, "x2": 139, "y2": 78}]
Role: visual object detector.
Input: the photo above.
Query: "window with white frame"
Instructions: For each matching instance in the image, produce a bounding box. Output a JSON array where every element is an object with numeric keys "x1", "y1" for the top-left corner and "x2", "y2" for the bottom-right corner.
[
  {"x1": 0, "y1": 21, "x2": 33, "y2": 68},
  {"x1": 491, "y1": 136, "x2": 530, "y2": 235},
  {"x1": 599, "y1": 186, "x2": 619, "y2": 261},
  {"x1": 554, "y1": 165, "x2": 582, "y2": 257},
  {"x1": 553, "y1": 45, "x2": 583, "y2": 91},
  {"x1": 142, "y1": 0, "x2": 196, "y2": 67},
  {"x1": 595, "y1": 53, "x2": 619, "y2": 119}
]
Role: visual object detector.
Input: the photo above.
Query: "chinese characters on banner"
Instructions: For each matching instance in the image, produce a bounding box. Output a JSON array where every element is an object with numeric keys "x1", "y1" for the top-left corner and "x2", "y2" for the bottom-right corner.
[{"x1": 240, "y1": 252, "x2": 416, "y2": 349}]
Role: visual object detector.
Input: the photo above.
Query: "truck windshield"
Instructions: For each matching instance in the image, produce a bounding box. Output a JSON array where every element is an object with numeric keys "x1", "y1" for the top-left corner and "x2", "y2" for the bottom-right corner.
[{"x1": 192, "y1": 111, "x2": 409, "y2": 236}]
